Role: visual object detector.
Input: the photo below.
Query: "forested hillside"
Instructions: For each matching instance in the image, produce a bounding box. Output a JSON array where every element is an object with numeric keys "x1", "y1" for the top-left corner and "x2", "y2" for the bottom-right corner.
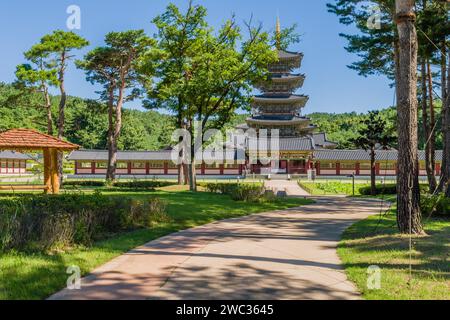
[
  {"x1": 0, "y1": 82, "x2": 175, "y2": 151},
  {"x1": 0, "y1": 82, "x2": 441, "y2": 150}
]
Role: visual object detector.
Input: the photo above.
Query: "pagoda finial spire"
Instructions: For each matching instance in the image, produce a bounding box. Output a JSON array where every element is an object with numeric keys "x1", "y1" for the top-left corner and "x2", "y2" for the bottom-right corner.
[{"x1": 276, "y1": 15, "x2": 281, "y2": 49}]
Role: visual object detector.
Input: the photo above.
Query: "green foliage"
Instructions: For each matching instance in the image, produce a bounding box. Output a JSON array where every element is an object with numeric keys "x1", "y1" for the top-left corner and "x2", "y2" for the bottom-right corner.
[
  {"x1": 0, "y1": 193, "x2": 168, "y2": 252},
  {"x1": 359, "y1": 184, "x2": 397, "y2": 195},
  {"x1": 63, "y1": 180, "x2": 107, "y2": 187},
  {"x1": 420, "y1": 194, "x2": 450, "y2": 217},
  {"x1": 358, "y1": 183, "x2": 429, "y2": 195},
  {"x1": 201, "y1": 182, "x2": 266, "y2": 202},
  {"x1": 0, "y1": 83, "x2": 46, "y2": 131},
  {"x1": 63, "y1": 179, "x2": 177, "y2": 191},
  {"x1": 350, "y1": 110, "x2": 396, "y2": 150},
  {"x1": 28, "y1": 30, "x2": 89, "y2": 59},
  {"x1": 308, "y1": 107, "x2": 398, "y2": 149},
  {"x1": 76, "y1": 30, "x2": 154, "y2": 104},
  {"x1": 112, "y1": 180, "x2": 176, "y2": 190},
  {"x1": 327, "y1": 0, "x2": 397, "y2": 79},
  {"x1": 0, "y1": 82, "x2": 175, "y2": 150},
  {"x1": 146, "y1": 1, "x2": 277, "y2": 145}
]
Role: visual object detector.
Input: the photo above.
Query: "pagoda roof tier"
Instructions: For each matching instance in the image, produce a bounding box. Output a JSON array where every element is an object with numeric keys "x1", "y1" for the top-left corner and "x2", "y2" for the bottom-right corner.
[
  {"x1": 246, "y1": 115, "x2": 311, "y2": 126},
  {"x1": 255, "y1": 74, "x2": 305, "y2": 93},
  {"x1": 267, "y1": 50, "x2": 303, "y2": 70},
  {"x1": 277, "y1": 49, "x2": 303, "y2": 60},
  {"x1": 251, "y1": 94, "x2": 309, "y2": 107},
  {"x1": 270, "y1": 73, "x2": 305, "y2": 82}
]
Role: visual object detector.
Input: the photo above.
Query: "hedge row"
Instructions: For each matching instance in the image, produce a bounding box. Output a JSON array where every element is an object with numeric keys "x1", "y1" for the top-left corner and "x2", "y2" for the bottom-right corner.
[
  {"x1": 0, "y1": 193, "x2": 168, "y2": 252},
  {"x1": 200, "y1": 182, "x2": 266, "y2": 202},
  {"x1": 63, "y1": 180, "x2": 176, "y2": 190},
  {"x1": 359, "y1": 184, "x2": 429, "y2": 195}
]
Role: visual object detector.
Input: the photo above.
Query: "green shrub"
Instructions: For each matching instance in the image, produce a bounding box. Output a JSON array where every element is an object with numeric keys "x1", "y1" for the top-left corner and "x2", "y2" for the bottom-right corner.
[
  {"x1": 63, "y1": 179, "x2": 176, "y2": 190},
  {"x1": 420, "y1": 194, "x2": 450, "y2": 217},
  {"x1": 113, "y1": 180, "x2": 175, "y2": 189},
  {"x1": 0, "y1": 193, "x2": 168, "y2": 252},
  {"x1": 359, "y1": 184, "x2": 397, "y2": 195},
  {"x1": 359, "y1": 183, "x2": 428, "y2": 195},
  {"x1": 202, "y1": 182, "x2": 265, "y2": 202},
  {"x1": 63, "y1": 180, "x2": 106, "y2": 187}
]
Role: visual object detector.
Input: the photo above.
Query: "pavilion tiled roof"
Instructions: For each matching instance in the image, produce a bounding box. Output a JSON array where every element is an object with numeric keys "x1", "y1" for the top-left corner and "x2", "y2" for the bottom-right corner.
[{"x1": 0, "y1": 129, "x2": 79, "y2": 151}]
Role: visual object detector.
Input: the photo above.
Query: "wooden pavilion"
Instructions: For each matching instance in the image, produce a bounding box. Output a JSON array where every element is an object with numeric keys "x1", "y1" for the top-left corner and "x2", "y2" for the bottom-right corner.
[{"x1": 0, "y1": 129, "x2": 79, "y2": 194}]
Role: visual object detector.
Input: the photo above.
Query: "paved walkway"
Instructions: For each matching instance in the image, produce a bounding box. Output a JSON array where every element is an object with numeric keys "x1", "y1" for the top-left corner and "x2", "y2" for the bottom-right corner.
[
  {"x1": 50, "y1": 197, "x2": 384, "y2": 300},
  {"x1": 264, "y1": 180, "x2": 310, "y2": 196}
]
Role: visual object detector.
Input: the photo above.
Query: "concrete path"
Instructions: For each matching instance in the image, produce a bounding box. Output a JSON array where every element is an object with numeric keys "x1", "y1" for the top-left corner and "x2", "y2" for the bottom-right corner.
[
  {"x1": 50, "y1": 197, "x2": 384, "y2": 300},
  {"x1": 264, "y1": 180, "x2": 310, "y2": 196}
]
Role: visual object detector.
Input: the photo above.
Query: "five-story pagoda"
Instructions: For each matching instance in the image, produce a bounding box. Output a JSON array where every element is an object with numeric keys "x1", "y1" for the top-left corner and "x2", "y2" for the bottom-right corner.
[{"x1": 243, "y1": 18, "x2": 334, "y2": 175}]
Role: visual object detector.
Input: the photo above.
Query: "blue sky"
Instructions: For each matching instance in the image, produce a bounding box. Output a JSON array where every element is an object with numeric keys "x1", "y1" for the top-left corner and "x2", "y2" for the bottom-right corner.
[{"x1": 0, "y1": 0, "x2": 394, "y2": 114}]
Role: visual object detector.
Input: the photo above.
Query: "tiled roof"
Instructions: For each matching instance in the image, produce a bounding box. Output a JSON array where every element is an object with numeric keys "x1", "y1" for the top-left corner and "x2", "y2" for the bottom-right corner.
[
  {"x1": 270, "y1": 74, "x2": 305, "y2": 82},
  {"x1": 253, "y1": 94, "x2": 309, "y2": 103},
  {"x1": 68, "y1": 150, "x2": 172, "y2": 161},
  {"x1": 248, "y1": 137, "x2": 314, "y2": 151},
  {"x1": 68, "y1": 149, "x2": 246, "y2": 161},
  {"x1": 0, "y1": 151, "x2": 30, "y2": 160},
  {"x1": 0, "y1": 129, "x2": 79, "y2": 151},
  {"x1": 313, "y1": 149, "x2": 443, "y2": 161},
  {"x1": 311, "y1": 133, "x2": 338, "y2": 149},
  {"x1": 277, "y1": 50, "x2": 303, "y2": 59}
]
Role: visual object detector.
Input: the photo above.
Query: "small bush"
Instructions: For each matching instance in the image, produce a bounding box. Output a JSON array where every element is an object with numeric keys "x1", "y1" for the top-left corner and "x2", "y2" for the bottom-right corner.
[
  {"x1": 63, "y1": 179, "x2": 176, "y2": 190},
  {"x1": 420, "y1": 194, "x2": 450, "y2": 217},
  {"x1": 359, "y1": 184, "x2": 397, "y2": 195},
  {"x1": 202, "y1": 182, "x2": 265, "y2": 202},
  {"x1": 63, "y1": 180, "x2": 106, "y2": 187},
  {"x1": 0, "y1": 193, "x2": 168, "y2": 252},
  {"x1": 359, "y1": 184, "x2": 429, "y2": 195},
  {"x1": 113, "y1": 180, "x2": 175, "y2": 189}
]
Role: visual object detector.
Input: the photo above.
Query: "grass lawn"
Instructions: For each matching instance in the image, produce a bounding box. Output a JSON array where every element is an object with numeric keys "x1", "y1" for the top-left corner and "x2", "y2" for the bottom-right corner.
[
  {"x1": 338, "y1": 206, "x2": 450, "y2": 300},
  {"x1": 0, "y1": 188, "x2": 313, "y2": 300},
  {"x1": 299, "y1": 180, "x2": 370, "y2": 195}
]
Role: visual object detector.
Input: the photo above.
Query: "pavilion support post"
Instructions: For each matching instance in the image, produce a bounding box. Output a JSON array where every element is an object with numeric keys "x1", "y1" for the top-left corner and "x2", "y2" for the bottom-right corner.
[
  {"x1": 50, "y1": 148, "x2": 60, "y2": 194},
  {"x1": 43, "y1": 148, "x2": 52, "y2": 194}
]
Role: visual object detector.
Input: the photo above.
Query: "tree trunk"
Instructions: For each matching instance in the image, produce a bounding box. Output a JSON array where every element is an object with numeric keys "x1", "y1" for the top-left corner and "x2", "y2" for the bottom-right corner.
[
  {"x1": 177, "y1": 118, "x2": 187, "y2": 185},
  {"x1": 421, "y1": 59, "x2": 435, "y2": 192},
  {"x1": 57, "y1": 52, "x2": 67, "y2": 184},
  {"x1": 395, "y1": 0, "x2": 423, "y2": 234},
  {"x1": 106, "y1": 88, "x2": 116, "y2": 183},
  {"x1": 370, "y1": 148, "x2": 376, "y2": 196},
  {"x1": 444, "y1": 50, "x2": 450, "y2": 197},
  {"x1": 426, "y1": 59, "x2": 437, "y2": 192},
  {"x1": 188, "y1": 120, "x2": 198, "y2": 192}
]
